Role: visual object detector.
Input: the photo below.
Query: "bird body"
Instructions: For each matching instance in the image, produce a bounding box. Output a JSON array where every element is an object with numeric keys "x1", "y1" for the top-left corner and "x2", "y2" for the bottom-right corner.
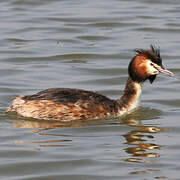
[{"x1": 7, "y1": 46, "x2": 173, "y2": 121}]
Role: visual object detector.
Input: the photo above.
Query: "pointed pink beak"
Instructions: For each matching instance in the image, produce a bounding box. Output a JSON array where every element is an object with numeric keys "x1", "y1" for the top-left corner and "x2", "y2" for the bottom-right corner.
[{"x1": 156, "y1": 66, "x2": 174, "y2": 77}]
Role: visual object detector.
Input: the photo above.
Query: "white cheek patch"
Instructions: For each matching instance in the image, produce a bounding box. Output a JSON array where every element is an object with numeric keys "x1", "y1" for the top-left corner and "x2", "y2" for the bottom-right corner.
[{"x1": 146, "y1": 61, "x2": 159, "y2": 75}]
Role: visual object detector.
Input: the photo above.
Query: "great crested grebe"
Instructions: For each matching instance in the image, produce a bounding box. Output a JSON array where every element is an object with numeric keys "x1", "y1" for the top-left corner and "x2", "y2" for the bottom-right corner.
[{"x1": 7, "y1": 45, "x2": 173, "y2": 121}]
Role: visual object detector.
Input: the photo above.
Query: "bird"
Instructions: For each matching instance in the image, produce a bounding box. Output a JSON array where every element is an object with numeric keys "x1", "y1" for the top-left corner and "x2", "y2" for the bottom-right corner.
[{"x1": 7, "y1": 45, "x2": 173, "y2": 121}]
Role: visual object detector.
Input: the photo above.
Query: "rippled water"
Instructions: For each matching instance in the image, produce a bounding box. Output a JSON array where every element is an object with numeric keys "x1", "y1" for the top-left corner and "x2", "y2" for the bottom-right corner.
[{"x1": 1, "y1": 0, "x2": 180, "y2": 179}]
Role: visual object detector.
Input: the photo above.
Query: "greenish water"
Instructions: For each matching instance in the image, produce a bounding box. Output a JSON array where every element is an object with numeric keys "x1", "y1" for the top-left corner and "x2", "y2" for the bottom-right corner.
[{"x1": 1, "y1": 0, "x2": 180, "y2": 179}]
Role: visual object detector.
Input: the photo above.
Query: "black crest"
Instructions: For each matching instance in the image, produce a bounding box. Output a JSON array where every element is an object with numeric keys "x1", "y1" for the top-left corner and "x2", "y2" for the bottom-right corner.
[
  {"x1": 129, "y1": 45, "x2": 163, "y2": 84},
  {"x1": 135, "y1": 45, "x2": 163, "y2": 67}
]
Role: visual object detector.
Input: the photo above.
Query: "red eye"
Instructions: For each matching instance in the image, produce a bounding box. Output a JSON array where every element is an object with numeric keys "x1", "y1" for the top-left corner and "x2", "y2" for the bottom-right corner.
[{"x1": 150, "y1": 63, "x2": 154, "y2": 66}]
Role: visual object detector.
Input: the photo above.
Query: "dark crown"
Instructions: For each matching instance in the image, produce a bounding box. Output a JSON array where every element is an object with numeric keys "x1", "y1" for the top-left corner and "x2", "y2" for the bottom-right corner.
[{"x1": 135, "y1": 45, "x2": 163, "y2": 67}]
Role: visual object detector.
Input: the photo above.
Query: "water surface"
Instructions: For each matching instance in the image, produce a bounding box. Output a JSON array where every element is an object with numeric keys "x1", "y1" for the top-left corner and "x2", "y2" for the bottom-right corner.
[{"x1": 1, "y1": 0, "x2": 180, "y2": 179}]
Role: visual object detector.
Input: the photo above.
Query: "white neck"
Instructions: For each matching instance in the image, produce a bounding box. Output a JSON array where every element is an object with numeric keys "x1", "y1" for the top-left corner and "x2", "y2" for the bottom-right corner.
[{"x1": 116, "y1": 77, "x2": 143, "y2": 115}]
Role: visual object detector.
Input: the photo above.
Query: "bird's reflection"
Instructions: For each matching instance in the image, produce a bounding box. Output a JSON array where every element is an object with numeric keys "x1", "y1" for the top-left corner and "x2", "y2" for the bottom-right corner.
[
  {"x1": 120, "y1": 107, "x2": 169, "y2": 178},
  {"x1": 13, "y1": 118, "x2": 89, "y2": 132},
  {"x1": 123, "y1": 126, "x2": 161, "y2": 159},
  {"x1": 121, "y1": 108, "x2": 169, "y2": 161}
]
